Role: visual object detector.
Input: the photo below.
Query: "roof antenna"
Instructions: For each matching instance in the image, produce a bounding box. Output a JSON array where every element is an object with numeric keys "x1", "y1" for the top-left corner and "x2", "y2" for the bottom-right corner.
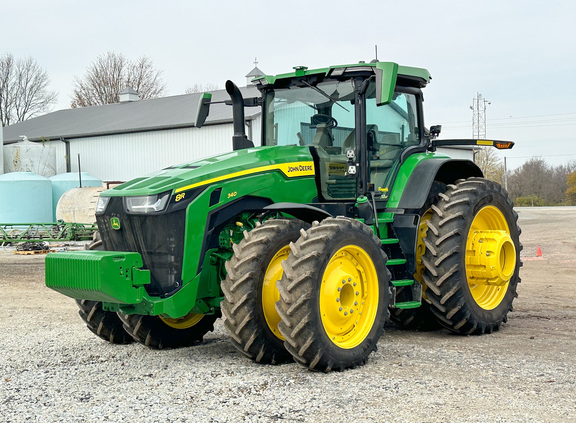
[{"x1": 370, "y1": 45, "x2": 379, "y2": 63}]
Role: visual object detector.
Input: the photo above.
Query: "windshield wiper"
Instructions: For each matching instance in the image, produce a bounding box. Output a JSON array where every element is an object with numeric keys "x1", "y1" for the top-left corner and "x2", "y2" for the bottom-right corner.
[{"x1": 301, "y1": 81, "x2": 349, "y2": 112}]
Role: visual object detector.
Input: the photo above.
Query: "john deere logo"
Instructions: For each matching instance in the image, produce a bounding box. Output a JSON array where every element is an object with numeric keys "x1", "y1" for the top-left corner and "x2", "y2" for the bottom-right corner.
[{"x1": 110, "y1": 217, "x2": 121, "y2": 230}]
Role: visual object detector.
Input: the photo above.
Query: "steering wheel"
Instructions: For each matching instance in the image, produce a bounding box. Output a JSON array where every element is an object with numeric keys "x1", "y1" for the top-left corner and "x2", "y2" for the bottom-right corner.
[{"x1": 311, "y1": 114, "x2": 338, "y2": 128}]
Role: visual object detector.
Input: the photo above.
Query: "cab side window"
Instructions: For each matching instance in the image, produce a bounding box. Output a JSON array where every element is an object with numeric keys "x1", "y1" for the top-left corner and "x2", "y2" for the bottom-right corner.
[{"x1": 366, "y1": 92, "x2": 420, "y2": 191}]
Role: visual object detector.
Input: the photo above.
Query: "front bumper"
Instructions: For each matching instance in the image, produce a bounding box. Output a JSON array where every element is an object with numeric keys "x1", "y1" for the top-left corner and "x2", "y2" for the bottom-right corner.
[{"x1": 45, "y1": 251, "x2": 150, "y2": 304}]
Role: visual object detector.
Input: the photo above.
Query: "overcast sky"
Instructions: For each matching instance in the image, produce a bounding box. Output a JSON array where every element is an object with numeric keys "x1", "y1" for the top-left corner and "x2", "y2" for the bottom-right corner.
[{"x1": 3, "y1": 0, "x2": 575, "y2": 169}]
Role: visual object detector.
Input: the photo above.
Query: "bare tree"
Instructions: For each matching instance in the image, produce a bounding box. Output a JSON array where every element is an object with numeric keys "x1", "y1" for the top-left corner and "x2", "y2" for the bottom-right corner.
[
  {"x1": 507, "y1": 157, "x2": 548, "y2": 203},
  {"x1": 185, "y1": 83, "x2": 220, "y2": 94},
  {"x1": 0, "y1": 54, "x2": 57, "y2": 127},
  {"x1": 71, "y1": 52, "x2": 166, "y2": 108},
  {"x1": 475, "y1": 147, "x2": 504, "y2": 184}
]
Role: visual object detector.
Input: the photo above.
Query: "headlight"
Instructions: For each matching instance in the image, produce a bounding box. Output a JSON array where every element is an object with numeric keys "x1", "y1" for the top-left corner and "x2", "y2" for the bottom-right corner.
[
  {"x1": 124, "y1": 193, "x2": 170, "y2": 214},
  {"x1": 95, "y1": 196, "x2": 111, "y2": 215}
]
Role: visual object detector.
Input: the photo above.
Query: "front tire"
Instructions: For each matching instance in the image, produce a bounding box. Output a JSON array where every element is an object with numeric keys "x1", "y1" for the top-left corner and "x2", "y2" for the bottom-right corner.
[
  {"x1": 117, "y1": 312, "x2": 219, "y2": 349},
  {"x1": 276, "y1": 217, "x2": 390, "y2": 371},
  {"x1": 422, "y1": 178, "x2": 521, "y2": 334},
  {"x1": 76, "y1": 299, "x2": 134, "y2": 344}
]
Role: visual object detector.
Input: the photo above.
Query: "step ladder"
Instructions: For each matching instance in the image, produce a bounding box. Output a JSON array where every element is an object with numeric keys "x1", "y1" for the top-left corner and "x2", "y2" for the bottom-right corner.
[{"x1": 381, "y1": 236, "x2": 422, "y2": 309}]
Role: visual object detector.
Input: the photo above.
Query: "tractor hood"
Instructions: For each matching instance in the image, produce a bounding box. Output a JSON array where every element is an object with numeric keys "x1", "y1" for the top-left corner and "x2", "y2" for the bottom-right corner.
[{"x1": 103, "y1": 145, "x2": 315, "y2": 197}]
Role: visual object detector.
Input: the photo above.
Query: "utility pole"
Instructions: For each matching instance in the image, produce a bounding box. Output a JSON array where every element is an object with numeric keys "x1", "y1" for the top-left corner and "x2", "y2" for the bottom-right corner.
[
  {"x1": 470, "y1": 92, "x2": 490, "y2": 139},
  {"x1": 503, "y1": 156, "x2": 508, "y2": 191}
]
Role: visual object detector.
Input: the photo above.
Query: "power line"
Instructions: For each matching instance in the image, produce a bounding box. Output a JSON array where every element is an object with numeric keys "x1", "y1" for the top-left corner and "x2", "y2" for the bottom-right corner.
[
  {"x1": 491, "y1": 112, "x2": 576, "y2": 121},
  {"x1": 506, "y1": 153, "x2": 576, "y2": 159},
  {"x1": 440, "y1": 111, "x2": 576, "y2": 126}
]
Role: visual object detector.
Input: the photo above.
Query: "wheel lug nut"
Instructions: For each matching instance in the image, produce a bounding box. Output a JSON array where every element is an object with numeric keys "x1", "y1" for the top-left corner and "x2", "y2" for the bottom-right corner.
[
  {"x1": 353, "y1": 282, "x2": 357, "y2": 286},
  {"x1": 337, "y1": 287, "x2": 341, "y2": 292},
  {"x1": 344, "y1": 311, "x2": 348, "y2": 316},
  {"x1": 354, "y1": 301, "x2": 358, "y2": 306},
  {"x1": 336, "y1": 298, "x2": 340, "y2": 302},
  {"x1": 348, "y1": 278, "x2": 352, "y2": 282},
  {"x1": 342, "y1": 279, "x2": 346, "y2": 284},
  {"x1": 350, "y1": 309, "x2": 354, "y2": 314},
  {"x1": 356, "y1": 291, "x2": 359, "y2": 295},
  {"x1": 339, "y1": 307, "x2": 343, "y2": 311}
]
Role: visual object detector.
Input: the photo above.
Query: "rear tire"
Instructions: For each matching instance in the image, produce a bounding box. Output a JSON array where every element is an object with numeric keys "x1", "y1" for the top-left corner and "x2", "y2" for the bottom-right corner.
[
  {"x1": 276, "y1": 217, "x2": 390, "y2": 371},
  {"x1": 117, "y1": 312, "x2": 219, "y2": 349},
  {"x1": 221, "y1": 219, "x2": 308, "y2": 364},
  {"x1": 422, "y1": 178, "x2": 521, "y2": 335}
]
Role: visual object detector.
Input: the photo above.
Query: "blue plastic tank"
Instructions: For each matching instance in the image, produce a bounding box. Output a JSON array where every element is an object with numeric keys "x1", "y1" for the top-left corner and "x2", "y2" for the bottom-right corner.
[{"x1": 0, "y1": 172, "x2": 53, "y2": 223}]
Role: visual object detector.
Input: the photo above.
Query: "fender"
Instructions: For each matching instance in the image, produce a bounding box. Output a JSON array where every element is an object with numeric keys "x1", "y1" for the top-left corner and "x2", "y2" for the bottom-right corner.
[
  {"x1": 388, "y1": 158, "x2": 482, "y2": 273},
  {"x1": 395, "y1": 158, "x2": 482, "y2": 211}
]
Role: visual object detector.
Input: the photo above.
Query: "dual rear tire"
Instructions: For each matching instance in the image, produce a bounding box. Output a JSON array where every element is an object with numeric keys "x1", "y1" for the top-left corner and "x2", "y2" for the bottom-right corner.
[{"x1": 421, "y1": 178, "x2": 521, "y2": 334}]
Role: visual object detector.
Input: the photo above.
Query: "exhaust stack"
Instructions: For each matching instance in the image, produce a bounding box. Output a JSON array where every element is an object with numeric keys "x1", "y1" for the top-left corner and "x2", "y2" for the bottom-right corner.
[{"x1": 225, "y1": 80, "x2": 254, "y2": 151}]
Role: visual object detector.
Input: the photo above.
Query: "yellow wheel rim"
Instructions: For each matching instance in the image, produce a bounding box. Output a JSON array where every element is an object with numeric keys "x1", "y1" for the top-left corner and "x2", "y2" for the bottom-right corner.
[
  {"x1": 414, "y1": 208, "x2": 433, "y2": 285},
  {"x1": 262, "y1": 245, "x2": 291, "y2": 341},
  {"x1": 465, "y1": 205, "x2": 516, "y2": 310},
  {"x1": 319, "y1": 245, "x2": 379, "y2": 349},
  {"x1": 160, "y1": 313, "x2": 204, "y2": 329}
]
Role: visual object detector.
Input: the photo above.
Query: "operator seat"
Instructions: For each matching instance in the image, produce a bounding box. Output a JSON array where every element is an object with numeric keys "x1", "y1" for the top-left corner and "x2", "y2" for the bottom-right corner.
[{"x1": 312, "y1": 123, "x2": 333, "y2": 148}]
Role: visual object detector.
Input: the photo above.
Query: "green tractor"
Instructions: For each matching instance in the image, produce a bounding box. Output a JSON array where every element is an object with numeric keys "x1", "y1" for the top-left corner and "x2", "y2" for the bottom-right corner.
[{"x1": 46, "y1": 61, "x2": 521, "y2": 371}]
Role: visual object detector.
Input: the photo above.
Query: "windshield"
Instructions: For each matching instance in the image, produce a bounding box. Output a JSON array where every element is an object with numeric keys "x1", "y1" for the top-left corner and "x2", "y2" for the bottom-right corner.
[
  {"x1": 263, "y1": 78, "x2": 421, "y2": 199},
  {"x1": 263, "y1": 79, "x2": 356, "y2": 148}
]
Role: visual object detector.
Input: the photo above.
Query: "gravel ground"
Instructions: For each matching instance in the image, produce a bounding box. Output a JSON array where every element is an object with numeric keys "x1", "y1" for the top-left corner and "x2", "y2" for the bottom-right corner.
[{"x1": 1, "y1": 207, "x2": 575, "y2": 422}]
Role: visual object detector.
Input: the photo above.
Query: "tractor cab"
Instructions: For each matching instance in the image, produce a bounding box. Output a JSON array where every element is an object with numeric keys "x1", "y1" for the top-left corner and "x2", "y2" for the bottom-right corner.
[{"x1": 255, "y1": 62, "x2": 429, "y2": 202}]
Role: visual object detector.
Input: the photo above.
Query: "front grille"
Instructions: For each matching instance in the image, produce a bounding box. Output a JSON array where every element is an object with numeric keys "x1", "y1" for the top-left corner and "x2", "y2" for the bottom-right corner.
[{"x1": 97, "y1": 197, "x2": 185, "y2": 297}]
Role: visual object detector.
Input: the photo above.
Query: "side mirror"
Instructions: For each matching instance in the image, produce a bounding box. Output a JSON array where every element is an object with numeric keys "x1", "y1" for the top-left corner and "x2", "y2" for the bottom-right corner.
[
  {"x1": 375, "y1": 62, "x2": 399, "y2": 106},
  {"x1": 195, "y1": 93, "x2": 212, "y2": 128},
  {"x1": 429, "y1": 125, "x2": 442, "y2": 139}
]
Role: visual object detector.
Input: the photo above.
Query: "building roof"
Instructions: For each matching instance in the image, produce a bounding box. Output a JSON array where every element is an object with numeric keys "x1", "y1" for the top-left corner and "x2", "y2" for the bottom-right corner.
[
  {"x1": 2, "y1": 86, "x2": 260, "y2": 143},
  {"x1": 245, "y1": 66, "x2": 265, "y2": 78}
]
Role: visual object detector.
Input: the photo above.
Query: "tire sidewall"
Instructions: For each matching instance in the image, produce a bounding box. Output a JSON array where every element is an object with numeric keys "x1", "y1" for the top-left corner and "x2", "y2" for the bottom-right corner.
[
  {"x1": 252, "y1": 220, "x2": 307, "y2": 350},
  {"x1": 459, "y1": 186, "x2": 521, "y2": 323},
  {"x1": 308, "y1": 221, "x2": 389, "y2": 363}
]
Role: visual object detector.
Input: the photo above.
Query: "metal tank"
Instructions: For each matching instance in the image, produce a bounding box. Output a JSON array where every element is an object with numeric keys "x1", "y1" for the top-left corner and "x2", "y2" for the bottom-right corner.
[
  {"x1": 3, "y1": 137, "x2": 57, "y2": 177},
  {"x1": 50, "y1": 172, "x2": 103, "y2": 221},
  {"x1": 0, "y1": 172, "x2": 53, "y2": 223},
  {"x1": 56, "y1": 187, "x2": 105, "y2": 224}
]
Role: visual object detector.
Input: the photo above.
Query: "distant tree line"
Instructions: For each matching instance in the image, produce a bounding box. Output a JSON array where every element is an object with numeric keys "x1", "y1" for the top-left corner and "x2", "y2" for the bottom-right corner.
[
  {"x1": 477, "y1": 149, "x2": 576, "y2": 206},
  {"x1": 508, "y1": 158, "x2": 576, "y2": 206}
]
